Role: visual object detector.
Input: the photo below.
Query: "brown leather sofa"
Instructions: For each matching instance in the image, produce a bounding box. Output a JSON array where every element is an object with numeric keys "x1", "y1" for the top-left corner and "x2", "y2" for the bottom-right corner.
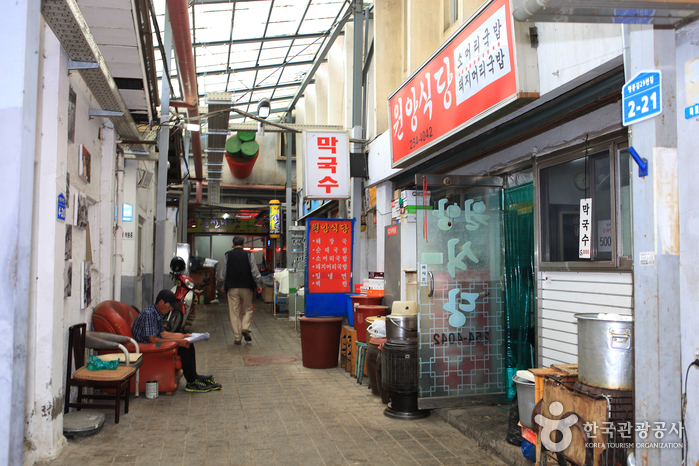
[{"x1": 92, "y1": 301, "x2": 182, "y2": 394}]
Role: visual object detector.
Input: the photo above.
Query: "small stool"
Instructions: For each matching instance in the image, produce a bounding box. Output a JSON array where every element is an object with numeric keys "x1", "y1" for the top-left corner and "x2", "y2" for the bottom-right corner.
[{"x1": 355, "y1": 341, "x2": 368, "y2": 385}]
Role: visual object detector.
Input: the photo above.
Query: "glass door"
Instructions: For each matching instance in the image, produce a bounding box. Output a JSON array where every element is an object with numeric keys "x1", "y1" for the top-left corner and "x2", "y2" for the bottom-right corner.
[{"x1": 415, "y1": 175, "x2": 505, "y2": 408}]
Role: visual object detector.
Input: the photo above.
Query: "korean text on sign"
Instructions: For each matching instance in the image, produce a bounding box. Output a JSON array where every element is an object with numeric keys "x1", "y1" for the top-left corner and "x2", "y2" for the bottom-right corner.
[
  {"x1": 579, "y1": 198, "x2": 592, "y2": 259},
  {"x1": 307, "y1": 219, "x2": 353, "y2": 294},
  {"x1": 303, "y1": 131, "x2": 350, "y2": 199},
  {"x1": 388, "y1": 0, "x2": 516, "y2": 167}
]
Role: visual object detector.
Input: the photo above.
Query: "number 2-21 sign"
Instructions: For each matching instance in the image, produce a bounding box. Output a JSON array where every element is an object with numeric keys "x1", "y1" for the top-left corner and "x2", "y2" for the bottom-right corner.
[{"x1": 622, "y1": 70, "x2": 662, "y2": 126}]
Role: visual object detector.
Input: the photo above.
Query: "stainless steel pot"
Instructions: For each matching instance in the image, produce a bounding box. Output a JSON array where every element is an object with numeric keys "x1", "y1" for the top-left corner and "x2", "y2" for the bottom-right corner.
[
  {"x1": 386, "y1": 315, "x2": 417, "y2": 340},
  {"x1": 575, "y1": 313, "x2": 634, "y2": 390}
]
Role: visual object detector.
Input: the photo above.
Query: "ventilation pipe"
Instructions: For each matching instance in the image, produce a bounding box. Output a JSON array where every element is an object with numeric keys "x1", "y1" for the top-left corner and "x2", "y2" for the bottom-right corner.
[{"x1": 166, "y1": 0, "x2": 204, "y2": 203}]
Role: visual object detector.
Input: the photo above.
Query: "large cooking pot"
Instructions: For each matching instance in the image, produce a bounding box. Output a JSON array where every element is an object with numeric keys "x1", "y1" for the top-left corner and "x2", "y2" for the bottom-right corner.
[
  {"x1": 575, "y1": 313, "x2": 634, "y2": 390},
  {"x1": 386, "y1": 315, "x2": 417, "y2": 340}
]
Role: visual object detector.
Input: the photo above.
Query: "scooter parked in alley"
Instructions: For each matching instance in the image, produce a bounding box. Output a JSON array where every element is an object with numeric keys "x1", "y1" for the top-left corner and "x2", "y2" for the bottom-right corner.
[{"x1": 165, "y1": 256, "x2": 210, "y2": 332}]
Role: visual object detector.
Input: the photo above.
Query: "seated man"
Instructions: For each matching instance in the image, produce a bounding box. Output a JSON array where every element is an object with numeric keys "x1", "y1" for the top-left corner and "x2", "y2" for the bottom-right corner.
[{"x1": 132, "y1": 289, "x2": 221, "y2": 393}]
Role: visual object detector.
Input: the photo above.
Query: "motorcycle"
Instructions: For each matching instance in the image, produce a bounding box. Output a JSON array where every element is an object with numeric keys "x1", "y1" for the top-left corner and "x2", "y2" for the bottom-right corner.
[{"x1": 164, "y1": 256, "x2": 209, "y2": 332}]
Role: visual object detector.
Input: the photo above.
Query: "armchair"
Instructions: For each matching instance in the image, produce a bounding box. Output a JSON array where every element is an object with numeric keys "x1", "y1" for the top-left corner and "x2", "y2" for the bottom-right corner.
[{"x1": 92, "y1": 300, "x2": 182, "y2": 395}]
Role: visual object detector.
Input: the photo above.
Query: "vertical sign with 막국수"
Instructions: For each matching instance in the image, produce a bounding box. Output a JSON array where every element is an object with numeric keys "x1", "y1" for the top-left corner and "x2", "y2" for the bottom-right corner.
[
  {"x1": 579, "y1": 198, "x2": 592, "y2": 259},
  {"x1": 622, "y1": 70, "x2": 662, "y2": 126},
  {"x1": 303, "y1": 131, "x2": 349, "y2": 200},
  {"x1": 306, "y1": 219, "x2": 352, "y2": 294}
]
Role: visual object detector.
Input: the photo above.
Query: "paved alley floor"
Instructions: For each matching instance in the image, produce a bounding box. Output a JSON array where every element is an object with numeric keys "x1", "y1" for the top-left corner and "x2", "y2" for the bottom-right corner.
[{"x1": 43, "y1": 300, "x2": 508, "y2": 466}]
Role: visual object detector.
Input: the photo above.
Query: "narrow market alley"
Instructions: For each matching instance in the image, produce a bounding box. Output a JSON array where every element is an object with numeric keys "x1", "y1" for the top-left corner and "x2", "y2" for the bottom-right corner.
[{"x1": 43, "y1": 301, "x2": 507, "y2": 466}]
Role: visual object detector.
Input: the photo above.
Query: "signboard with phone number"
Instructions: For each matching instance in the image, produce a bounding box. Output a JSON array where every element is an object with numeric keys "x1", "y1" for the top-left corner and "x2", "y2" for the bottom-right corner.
[{"x1": 622, "y1": 70, "x2": 662, "y2": 126}]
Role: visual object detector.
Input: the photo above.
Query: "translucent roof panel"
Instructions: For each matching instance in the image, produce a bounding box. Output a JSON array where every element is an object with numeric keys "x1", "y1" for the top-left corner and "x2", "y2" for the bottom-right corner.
[{"x1": 153, "y1": 0, "x2": 350, "y2": 122}]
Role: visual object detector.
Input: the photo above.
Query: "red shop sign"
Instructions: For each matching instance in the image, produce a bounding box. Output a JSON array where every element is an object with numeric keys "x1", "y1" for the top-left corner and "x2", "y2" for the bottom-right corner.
[
  {"x1": 307, "y1": 219, "x2": 353, "y2": 294},
  {"x1": 388, "y1": 0, "x2": 538, "y2": 168}
]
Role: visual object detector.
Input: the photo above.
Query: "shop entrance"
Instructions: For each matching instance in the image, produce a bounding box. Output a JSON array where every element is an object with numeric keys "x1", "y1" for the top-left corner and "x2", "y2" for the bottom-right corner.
[{"x1": 415, "y1": 175, "x2": 506, "y2": 409}]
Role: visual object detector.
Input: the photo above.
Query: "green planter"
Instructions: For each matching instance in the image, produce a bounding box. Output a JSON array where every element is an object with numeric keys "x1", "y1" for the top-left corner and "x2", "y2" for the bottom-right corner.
[
  {"x1": 241, "y1": 140, "x2": 259, "y2": 159},
  {"x1": 238, "y1": 131, "x2": 256, "y2": 142}
]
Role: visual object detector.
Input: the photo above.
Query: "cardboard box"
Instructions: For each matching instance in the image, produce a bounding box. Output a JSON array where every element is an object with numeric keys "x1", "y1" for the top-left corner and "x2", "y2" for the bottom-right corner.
[
  {"x1": 262, "y1": 286, "x2": 274, "y2": 303},
  {"x1": 401, "y1": 189, "x2": 431, "y2": 201}
]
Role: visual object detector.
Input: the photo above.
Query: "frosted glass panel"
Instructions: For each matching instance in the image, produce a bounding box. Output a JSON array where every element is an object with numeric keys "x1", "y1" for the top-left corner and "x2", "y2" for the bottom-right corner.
[
  {"x1": 417, "y1": 186, "x2": 505, "y2": 401},
  {"x1": 212, "y1": 236, "x2": 234, "y2": 272},
  {"x1": 194, "y1": 236, "x2": 210, "y2": 258}
]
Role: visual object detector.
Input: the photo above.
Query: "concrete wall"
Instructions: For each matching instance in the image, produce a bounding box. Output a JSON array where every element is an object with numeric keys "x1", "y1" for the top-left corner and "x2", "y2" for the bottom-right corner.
[
  {"x1": 677, "y1": 19, "x2": 699, "y2": 466},
  {"x1": 24, "y1": 22, "x2": 118, "y2": 464},
  {"x1": 120, "y1": 158, "x2": 157, "y2": 309},
  {"x1": 536, "y1": 23, "x2": 622, "y2": 95}
]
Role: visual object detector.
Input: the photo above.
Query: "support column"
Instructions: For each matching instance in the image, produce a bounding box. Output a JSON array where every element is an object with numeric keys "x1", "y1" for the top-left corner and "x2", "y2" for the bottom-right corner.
[
  {"x1": 350, "y1": 0, "x2": 363, "y2": 287},
  {"x1": 628, "y1": 25, "x2": 681, "y2": 465},
  {"x1": 0, "y1": 1, "x2": 40, "y2": 464},
  {"x1": 179, "y1": 130, "x2": 190, "y2": 243},
  {"x1": 286, "y1": 114, "x2": 293, "y2": 270},
  {"x1": 154, "y1": 8, "x2": 173, "y2": 298}
]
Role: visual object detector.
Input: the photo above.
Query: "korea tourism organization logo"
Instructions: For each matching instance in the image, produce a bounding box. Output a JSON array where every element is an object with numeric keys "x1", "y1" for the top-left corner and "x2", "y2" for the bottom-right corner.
[
  {"x1": 535, "y1": 401, "x2": 684, "y2": 452},
  {"x1": 535, "y1": 402, "x2": 578, "y2": 452}
]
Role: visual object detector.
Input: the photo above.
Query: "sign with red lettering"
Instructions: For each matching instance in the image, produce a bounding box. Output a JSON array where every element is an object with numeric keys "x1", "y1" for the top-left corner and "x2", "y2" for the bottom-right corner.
[
  {"x1": 307, "y1": 219, "x2": 353, "y2": 293},
  {"x1": 388, "y1": 0, "x2": 537, "y2": 168},
  {"x1": 303, "y1": 131, "x2": 350, "y2": 199}
]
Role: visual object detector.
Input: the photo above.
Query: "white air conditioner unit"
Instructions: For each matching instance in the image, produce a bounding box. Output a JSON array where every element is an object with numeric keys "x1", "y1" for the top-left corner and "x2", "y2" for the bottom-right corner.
[{"x1": 138, "y1": 170, "x2": 153, "y2": 189}]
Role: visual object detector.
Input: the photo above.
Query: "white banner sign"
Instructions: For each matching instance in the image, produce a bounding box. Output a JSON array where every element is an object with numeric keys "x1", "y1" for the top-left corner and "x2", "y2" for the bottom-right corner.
[
  {"x1": 303, "y1": 131, "x2": 350, "y2": 200},
  {"x1": 579, "y1": 198, "x2": 592, "y2": 259}
]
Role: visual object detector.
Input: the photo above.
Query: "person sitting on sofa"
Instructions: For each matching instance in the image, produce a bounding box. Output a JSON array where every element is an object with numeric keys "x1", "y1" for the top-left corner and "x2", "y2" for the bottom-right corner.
[{"x1": 132, "y1": 289, "x2": 221, "y2": 393}]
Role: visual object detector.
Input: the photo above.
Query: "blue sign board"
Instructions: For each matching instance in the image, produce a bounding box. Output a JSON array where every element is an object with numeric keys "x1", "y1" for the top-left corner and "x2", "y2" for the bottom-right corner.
[
  {"x1": 123, "y1": 203, "x2": 133, "y2": 222},
  {"x1": 622, "y1": 70, "x2": 662, "y2": 126},
  {"x1": 57, "y1": 194, "x2": 66, "y2": 221},
  {"x1": 115, "y1": 203, "x2": 134, "y2": 221},
  {"x1": 685, "y1": 104, "x2": 699, "y2": 120}
]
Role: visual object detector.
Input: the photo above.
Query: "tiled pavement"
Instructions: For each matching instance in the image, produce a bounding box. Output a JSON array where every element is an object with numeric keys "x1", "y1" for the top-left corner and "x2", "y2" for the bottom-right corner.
[{"x1": 43, "y1": 300, "x2": 508, "y2": 466}]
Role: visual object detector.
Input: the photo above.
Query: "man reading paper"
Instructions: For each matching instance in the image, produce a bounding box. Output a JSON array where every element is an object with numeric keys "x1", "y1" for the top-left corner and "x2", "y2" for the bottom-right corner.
[{"x1": 132, "y1": 289, "x2": 221, "y2": 393}]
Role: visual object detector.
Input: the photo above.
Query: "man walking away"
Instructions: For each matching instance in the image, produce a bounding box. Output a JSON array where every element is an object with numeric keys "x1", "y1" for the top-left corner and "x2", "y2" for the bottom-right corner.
[
  {"x1": 222, "y1": 236, "x2": 262, "y2": 345},
  {"x1": 132, "y1": 289, "x2": 221, "y2": 393}
]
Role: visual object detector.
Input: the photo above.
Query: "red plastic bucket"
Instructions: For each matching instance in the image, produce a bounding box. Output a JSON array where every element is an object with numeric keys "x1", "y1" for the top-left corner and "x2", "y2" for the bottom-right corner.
[
  {"x1": 225, "y1": 152, "x2": 259, "y2": 179},
  {"x1": 299, "y1": 316, "x2": 343, "y2": 368},
  {"x1": 354, "y1": 305, "x2": 388, "y2": 343},
  {"x1": 349, "y1": 294, "x2": 382, "y2": 327}
]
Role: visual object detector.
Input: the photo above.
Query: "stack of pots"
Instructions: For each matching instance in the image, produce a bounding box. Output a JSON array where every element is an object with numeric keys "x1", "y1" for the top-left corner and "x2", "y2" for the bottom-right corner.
[
  {"x1": 225, "y1": 131, "x2": 260, "y2": 179},
  {"x1": 381, "y1": 301, "x2": 429, "y2": 419}
]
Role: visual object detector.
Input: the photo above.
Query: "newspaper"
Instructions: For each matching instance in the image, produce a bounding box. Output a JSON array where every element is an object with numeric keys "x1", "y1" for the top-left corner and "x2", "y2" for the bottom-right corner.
[{"x1": 185, "y1": 332, "x2": 210, "y2": 343}]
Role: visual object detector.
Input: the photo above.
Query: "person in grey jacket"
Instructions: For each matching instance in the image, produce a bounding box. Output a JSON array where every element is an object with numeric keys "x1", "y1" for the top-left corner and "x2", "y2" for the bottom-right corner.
[{"x1": 221, "y1": 236, "x2": 262, "y2": 344}]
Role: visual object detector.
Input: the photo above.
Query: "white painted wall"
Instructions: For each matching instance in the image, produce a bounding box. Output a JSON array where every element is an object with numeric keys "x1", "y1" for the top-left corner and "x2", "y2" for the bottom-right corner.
[
  {"x1": 24, "y1": 23, "x2": 118, "y2": 464},
  {"x1": 366, "y1": 131, "x2": 400, "y2": 187},
  {"x1": 536, "y1": 23, "x2": 622, "y2": 95}
]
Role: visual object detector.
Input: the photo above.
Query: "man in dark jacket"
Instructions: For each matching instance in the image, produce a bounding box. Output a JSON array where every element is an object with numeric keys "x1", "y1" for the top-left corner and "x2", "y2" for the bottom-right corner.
[{"x1": 221, "y1": 236, "x2": 262, "y2": 344}]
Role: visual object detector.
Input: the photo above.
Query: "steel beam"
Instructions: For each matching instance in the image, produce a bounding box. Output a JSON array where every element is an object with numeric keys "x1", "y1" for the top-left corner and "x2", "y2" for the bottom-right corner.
[
  {"x1": 193, "y1": 32, "x2": 331, "y2": 48},
  {"x1": 172, "y1": 60, "x2": 315, "y2": 79}
]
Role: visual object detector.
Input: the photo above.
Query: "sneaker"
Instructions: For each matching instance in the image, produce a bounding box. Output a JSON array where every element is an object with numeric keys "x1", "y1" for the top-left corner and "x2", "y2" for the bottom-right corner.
[
  {"x1": 234, "y1": 340, "x2": 242, "y2": 345},
  {"x1": 242, "y1": 330, "x2": 252, "y2": 342},
  {"x1": 185, "y1": 379, "x2": 213, "y2": 393},
  {"x1": 198, "y1": 375, "x2": 221, "y2": 390}
]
